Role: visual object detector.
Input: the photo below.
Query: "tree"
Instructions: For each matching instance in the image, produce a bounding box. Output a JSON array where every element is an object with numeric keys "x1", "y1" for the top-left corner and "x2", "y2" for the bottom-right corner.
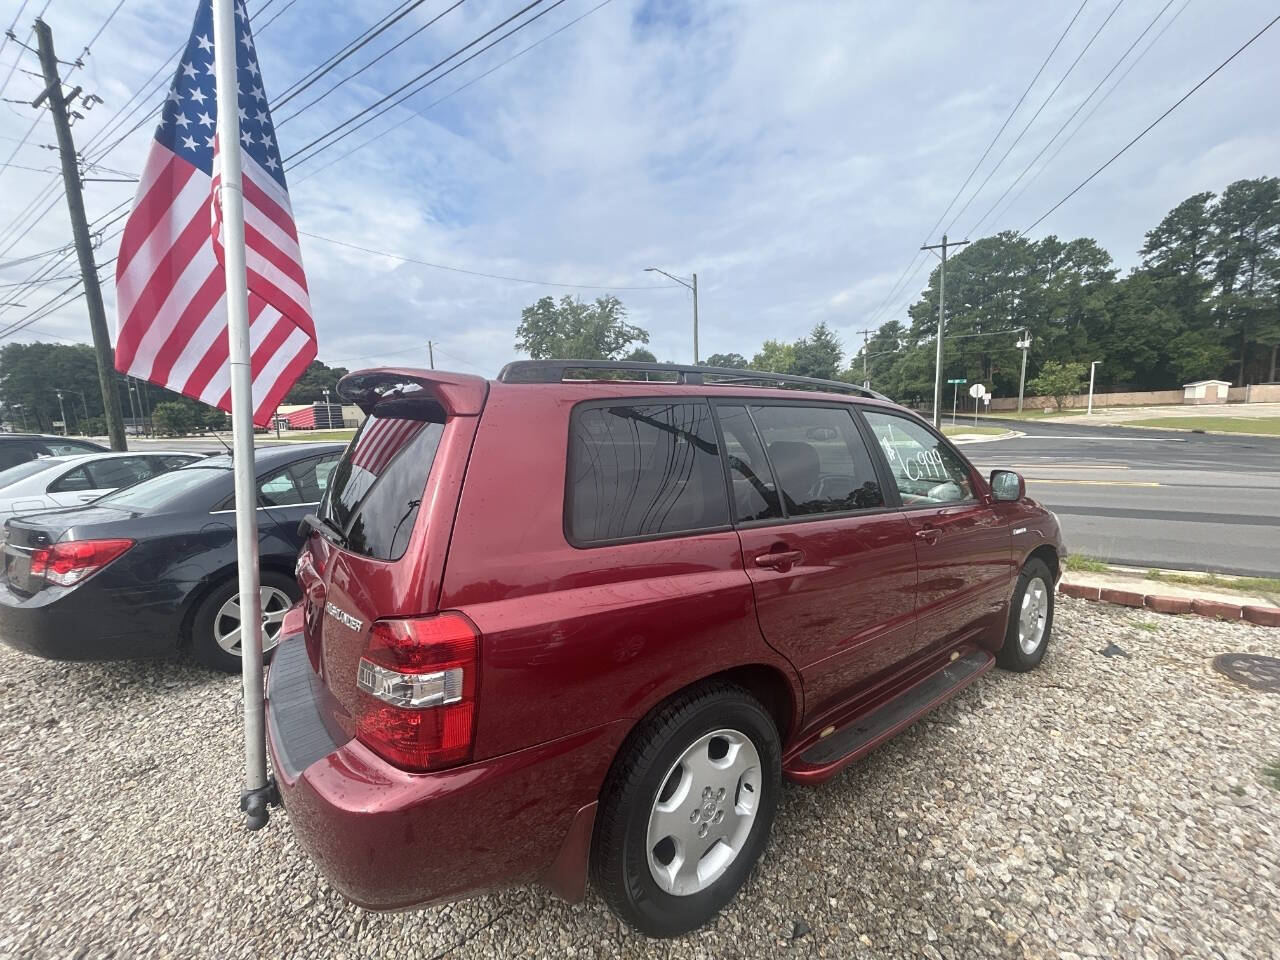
[
  {"x1": 515, "y1": 295, "x2": 649, "y2": 360},
  {"x1": 791, "y1": 321, "x2": 843, "y2": 379},
  {"x1": 1027, "y1": 360, "x2": 1087, "y2": 410},
  {"x1": 151, "y1": 401, "x2": 196, "y2": 436},
  {"x1": 284, "y1": 360, "x2": 350, "y2": 403},
  {"x1": 705, "y1": 352, "x2": 749, "y2": 369},
  {"x1": 623, "y1": 347, "x2": 657, "y2": 363},
  {"x1": 751, "y1": 340, "x2": 796, "y2": 374}
]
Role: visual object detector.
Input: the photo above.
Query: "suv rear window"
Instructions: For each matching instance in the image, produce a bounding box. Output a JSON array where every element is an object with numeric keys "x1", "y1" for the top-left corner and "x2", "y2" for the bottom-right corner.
[
  {"x1": 567, "y1": 401, "x2": 729, "y2": 545},
  {"x1": 321, "y1": 409, "x2": 444, "y2": 560}
]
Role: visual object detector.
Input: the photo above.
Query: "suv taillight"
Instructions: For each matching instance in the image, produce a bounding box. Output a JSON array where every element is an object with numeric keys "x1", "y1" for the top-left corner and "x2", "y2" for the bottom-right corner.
[
  {"x1": 30, "y1": 538, "x2": 134, "y2": 586},
  {"x1": 355, "y1": 612, "x2": 479, "y2": 772}
]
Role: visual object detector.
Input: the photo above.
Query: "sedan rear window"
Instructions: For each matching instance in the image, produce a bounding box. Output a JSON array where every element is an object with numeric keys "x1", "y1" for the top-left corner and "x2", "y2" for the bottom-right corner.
[
  {"x1": 320, "y1": 409, "x2": 444, "y2": 561},
  {"x1": 96, "y1": 466, "x2": 225, "y2": 512}
]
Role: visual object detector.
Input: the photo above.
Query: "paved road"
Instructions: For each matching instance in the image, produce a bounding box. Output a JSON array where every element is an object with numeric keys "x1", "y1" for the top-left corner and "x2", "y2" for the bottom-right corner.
[{"x1": 964, "y1": 419, "x2": 1280, "y2": 577}]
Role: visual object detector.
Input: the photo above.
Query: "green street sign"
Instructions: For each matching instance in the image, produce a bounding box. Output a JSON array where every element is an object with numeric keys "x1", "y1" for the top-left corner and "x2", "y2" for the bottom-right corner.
[{"x1": 947, "y1": 378, "x2": 967, "y2": 384}]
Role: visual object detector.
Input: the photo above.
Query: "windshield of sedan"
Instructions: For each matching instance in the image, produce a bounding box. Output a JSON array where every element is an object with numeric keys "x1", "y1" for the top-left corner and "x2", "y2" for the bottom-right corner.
[
  {"x1": 0, "y1": 457, "x2": 69, "y2": 489},
  {"x1": 95, "y1": 464, "x2": 227, "y2": 512}
]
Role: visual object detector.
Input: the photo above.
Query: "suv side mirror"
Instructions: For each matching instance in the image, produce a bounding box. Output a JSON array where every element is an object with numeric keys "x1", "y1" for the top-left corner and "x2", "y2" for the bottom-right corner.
[{"x1": 989, "y1": 469, "x2": 1024, "y2": 502}]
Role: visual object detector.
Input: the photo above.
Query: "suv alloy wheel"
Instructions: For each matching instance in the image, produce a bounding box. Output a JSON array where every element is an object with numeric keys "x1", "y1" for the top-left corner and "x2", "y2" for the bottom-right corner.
[{"x1": 591, "y1": 682, "x2": 781, "y2": 937}]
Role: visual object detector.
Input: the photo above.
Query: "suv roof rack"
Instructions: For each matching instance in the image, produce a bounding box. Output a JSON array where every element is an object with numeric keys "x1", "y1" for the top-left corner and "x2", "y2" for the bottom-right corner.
[{"x1": 496, "y1": 359, "x2": 890, "y2": 401}]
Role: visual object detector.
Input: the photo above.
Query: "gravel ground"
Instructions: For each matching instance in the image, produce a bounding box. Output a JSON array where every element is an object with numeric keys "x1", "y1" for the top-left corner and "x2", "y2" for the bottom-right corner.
[{"x1": 2, "y1": 597, "x2": 1278, "y2": 960}]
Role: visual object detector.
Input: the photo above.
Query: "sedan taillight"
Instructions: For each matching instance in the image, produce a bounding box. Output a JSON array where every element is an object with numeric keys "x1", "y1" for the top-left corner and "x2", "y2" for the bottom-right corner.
[
  {"x1": 355, "y1": 612, "x2": 479, "y2": 772},
  {"x1": 29, "y1": 538, "x2": 134, "y2": 586}
]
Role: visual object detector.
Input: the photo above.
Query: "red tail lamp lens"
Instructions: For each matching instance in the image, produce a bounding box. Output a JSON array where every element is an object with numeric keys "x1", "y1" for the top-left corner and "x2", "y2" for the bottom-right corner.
[
  {"x1": 355, "y1": 612, "x2": 479, "y2": 771},
  {"x1": 29, "y1": 538, "x2": 134, "y2": 586}
]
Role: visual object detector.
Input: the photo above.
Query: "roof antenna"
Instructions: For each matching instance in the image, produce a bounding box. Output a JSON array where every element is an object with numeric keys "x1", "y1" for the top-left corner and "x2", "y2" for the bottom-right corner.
[{"x1": 211, "y1": 430, "x2": 232, "y2": 455}]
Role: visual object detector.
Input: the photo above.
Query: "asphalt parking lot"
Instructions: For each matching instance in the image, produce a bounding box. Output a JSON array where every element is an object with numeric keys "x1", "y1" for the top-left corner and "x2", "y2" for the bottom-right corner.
[{"x1": 2, "y1": 598, "x2": 1277, "y2": 960}]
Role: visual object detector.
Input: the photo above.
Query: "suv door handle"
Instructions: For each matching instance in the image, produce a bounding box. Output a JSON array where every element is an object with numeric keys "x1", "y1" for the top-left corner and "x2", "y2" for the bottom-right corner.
[
  {"x1": 914, "y1": 526, "x2": 941, "y2": 544},
  {"x1": 754, "y1": 549, "x2": 804, "y2": 571}
]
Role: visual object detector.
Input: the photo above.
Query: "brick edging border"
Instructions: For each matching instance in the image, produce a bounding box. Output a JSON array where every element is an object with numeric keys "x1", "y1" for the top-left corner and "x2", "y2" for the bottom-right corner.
[{"x1": 1058, "y1": 581, "x2": 1280, "y2": 628}]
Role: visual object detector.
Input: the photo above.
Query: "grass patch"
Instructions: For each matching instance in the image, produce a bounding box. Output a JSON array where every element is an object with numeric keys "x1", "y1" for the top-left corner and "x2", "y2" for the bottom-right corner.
[
  {"x1": 1132, "y1": 620, "x2": 1160, "y2": 632},
  {"x1": 1146, "y1": 569, "x2": 1280, "y2": 596},
  {"x1": 982, "y1": 408, "x2": 1088, "y2": 420},
  {"x1": 942, "y1": 425, "x2": 1009, "y2": 436},
  {"x1": 1065, "y1": 554, "x2": 1110, "y2": 573},
  {"x1": 1263, "y1": 760, "x2": 1280, "y2": 792},
  {"x1": 1121, "y1": 416, "x2": 1280, "y2": 435}
]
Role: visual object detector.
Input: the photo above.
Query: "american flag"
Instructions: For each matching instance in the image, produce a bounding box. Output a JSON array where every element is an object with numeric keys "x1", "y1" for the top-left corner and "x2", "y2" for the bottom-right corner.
[{"x1": 114, "y1": 0, "x2": 315, "y2": 426}]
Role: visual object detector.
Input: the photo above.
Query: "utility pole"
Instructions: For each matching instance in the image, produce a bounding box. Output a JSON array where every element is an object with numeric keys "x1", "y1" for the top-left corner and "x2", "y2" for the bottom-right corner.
[
  {"x1": 428, "y1": 340, "x2": 434, "y2": 369},
  {"x1": 921, "y1": 234, "x2": 970, "y2": 427},
  {"x1": 691, "y1": 272, "x2": 701, "y2": 366},
  {"x1": 56, "y1": 390, "x2": 67, "y2": 435},
  {"x1": 1016, "y1": 330, "x2": 1031, "y2": 414},
  {"x1": 854, "y1": 328, "x2": 876, "y2": 386},
  {"x1": 1087, "y1": 360, "x2": 1101, "y2": 415},
  {"x1": 33, "y1": 19, "x2": 127, "y2": 451}
]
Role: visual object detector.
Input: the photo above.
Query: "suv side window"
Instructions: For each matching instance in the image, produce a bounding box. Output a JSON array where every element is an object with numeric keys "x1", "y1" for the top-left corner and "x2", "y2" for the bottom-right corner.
[
  {"x1": 861, "y1": 410, "x2": 974, "y2": 505},
  {"x1": 567, "y1": 401, "x2": 729, "y2": 544},
  {"x1": 715, "y1": 404, "x2": 782, "y2": 522},
  {"x1": 749, "y1": 405, "x2": 885, "y2": 515},
  {"x1": 40, "y1": 439, "x2": 103, "y2": 457},
  {"x1": 0, "y1": 441, "x2": 39, "y2": 471}
]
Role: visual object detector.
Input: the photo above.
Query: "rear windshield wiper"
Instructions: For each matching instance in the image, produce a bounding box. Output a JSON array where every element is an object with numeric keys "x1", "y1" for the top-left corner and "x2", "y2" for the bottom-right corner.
[{"x1": 299, "y1": 512, "x2": 348, "y2": 547}]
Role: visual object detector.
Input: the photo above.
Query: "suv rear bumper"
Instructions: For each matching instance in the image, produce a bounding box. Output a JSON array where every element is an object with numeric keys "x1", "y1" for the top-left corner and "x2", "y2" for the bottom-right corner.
[{"x1": 266, "y1": 635, "x2": 627, "y2": 910}]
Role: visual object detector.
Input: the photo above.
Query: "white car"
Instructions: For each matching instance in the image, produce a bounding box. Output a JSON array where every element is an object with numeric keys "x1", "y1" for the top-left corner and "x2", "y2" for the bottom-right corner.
[{"x1": 0, "y1": 452, "x2": 203, "y2": 515}]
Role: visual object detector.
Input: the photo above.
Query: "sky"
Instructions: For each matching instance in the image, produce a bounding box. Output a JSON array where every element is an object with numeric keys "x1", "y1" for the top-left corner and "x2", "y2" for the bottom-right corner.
[{"x1": 1, "y1": 0, "x2": 1278, "y2": 379}]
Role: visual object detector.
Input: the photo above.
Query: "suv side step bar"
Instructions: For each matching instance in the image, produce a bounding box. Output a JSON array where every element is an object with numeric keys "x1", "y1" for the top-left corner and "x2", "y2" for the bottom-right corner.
[{"x1": 784, "y1": 647, "x2": 994, "y2": 784}]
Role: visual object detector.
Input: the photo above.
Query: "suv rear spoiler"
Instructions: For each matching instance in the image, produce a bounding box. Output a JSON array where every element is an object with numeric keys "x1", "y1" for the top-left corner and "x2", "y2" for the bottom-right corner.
[{"x1": 337, "y1": 369, "x2": 489, "y2": 417}]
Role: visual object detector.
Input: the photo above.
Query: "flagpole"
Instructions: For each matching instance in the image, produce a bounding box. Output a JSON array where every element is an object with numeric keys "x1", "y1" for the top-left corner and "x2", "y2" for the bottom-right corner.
[{"x1": 212, "y1": 0, "x2": 271, "y2": 830}]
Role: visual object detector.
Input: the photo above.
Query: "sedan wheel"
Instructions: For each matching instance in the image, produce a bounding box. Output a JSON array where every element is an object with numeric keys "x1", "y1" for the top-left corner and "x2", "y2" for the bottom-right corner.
[
  {"x1": 213, "y1": 585, "x2": 293, "y2": 656},
  {"x1": 191, "y1": 571, "x2": 300, "y2": 672}
]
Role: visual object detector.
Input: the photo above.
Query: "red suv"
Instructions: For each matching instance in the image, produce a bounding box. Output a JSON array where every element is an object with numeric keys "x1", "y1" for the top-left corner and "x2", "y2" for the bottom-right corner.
[{"x1": 267, "y1": 360, "x2": 1064, "y2": 937}]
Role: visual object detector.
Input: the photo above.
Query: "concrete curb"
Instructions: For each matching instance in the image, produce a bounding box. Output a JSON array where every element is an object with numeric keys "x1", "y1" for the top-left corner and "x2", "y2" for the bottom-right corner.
[{"x1": 1057, "y1": 581, "x2": 1280, "y2": 628}]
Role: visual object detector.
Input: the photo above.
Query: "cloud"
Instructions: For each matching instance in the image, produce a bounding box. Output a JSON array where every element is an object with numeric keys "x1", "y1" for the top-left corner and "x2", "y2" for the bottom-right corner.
[{"x1": 1, "y1": 0, "x2": 1277, "y2": 377}]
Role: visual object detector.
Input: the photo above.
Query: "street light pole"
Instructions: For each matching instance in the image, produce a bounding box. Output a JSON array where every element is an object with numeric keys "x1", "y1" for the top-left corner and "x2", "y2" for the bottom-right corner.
[
  {"x1": 645, "y1": 267, "x2": 699, "y2": 363},
  {"x1": 56, "y1": 391, "x2": 67, "y2": 436},
  {"x1": 1087, "y1": 360, "x2": 1101, "y2": 415},
  {"x1": 1016, "y1": 331, "x2": 1031, "y2": 414},
  {"x1": 921, "y1": 234, "x2": 970, "y2": 427}
]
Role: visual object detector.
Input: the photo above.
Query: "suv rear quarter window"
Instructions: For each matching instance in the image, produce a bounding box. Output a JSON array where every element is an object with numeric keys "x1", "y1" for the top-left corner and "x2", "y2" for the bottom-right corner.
[{"x1": 567, "y1": 400, "x2": 729, "y2": 545}]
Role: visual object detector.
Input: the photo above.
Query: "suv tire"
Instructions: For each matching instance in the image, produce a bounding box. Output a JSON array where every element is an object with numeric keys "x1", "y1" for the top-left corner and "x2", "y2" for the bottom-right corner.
[
  {"x1": 190, "y1": 571, "x2": 299, "y2": 673},
  {"x1": 591, "y1": 682, "x2": 781, "y2": 937},
  {"x1": 997, "y1": 557, "x2": 1054, "y2": 672}
]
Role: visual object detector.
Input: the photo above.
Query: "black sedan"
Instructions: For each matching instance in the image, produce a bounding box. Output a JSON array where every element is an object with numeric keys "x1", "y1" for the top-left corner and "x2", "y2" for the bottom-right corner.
[{"x1": 0, "y1": 442, "x2": 343, "y2": 671}]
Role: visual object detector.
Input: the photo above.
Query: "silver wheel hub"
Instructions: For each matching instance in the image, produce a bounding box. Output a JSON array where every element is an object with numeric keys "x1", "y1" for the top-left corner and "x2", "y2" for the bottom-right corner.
[
  {"x1": 1018, "y1": 576, "x2": 1049, "y2": 656},
  {"x1": 214, "y1": 585, "x2": 292, "y2": 656},
  {"x1": 646, "y1": 728, "x2": 762, "y2": 897}
]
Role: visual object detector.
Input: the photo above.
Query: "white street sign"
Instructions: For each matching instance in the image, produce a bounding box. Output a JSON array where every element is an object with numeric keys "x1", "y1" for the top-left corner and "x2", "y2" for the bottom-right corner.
[{"x1": 969, "y1": 383, "x2": 985, "y2": 399}]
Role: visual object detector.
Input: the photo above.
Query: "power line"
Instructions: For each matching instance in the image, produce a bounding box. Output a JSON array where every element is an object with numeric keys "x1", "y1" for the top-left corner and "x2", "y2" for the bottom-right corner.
[
  {"x1": 986, "y1": 0, "x2": 1194, "y2": 232},
  {"x1": 1022, "y1": 11, "x2": 1280, "y2": 236},
  {"x1": 276, "y1": 0, "x2": 466, "y2": 126},
  {"x1": 300, "y1": 230, "x2": 683, "y2": 290},
  {"x1": 272, "y1": 0, "x2": 433, "y2": 110},
  {"x1": 859, "y1": 1, "x2": 1091, "y2": 334},
  {"x1": 966, "y1": 0, "x2": 1178, "y2": 237},
  {"x1": 287, "y1": 0, "x2": 563, "y2": 167},
  {"x1": 941, "y1": 0, "x2": 1127, "y2": 236},
  {"x1": 293, "y1": 0, "x2": 618, "y2": 185}
]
